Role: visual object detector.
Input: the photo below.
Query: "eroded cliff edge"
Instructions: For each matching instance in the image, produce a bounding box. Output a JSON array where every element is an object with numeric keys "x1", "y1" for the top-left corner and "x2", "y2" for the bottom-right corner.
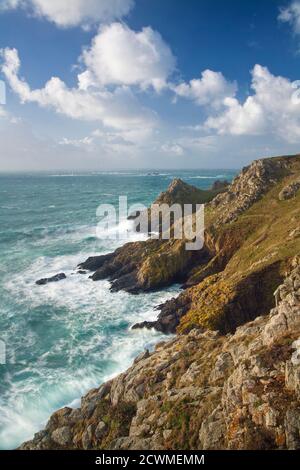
[{"x1": 22, "y1": 154, "x2": 300, "y2": 450}]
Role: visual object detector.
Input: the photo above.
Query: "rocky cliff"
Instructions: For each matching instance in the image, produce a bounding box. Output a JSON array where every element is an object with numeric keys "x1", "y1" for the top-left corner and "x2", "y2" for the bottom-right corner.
[
  {"x1": 20, "y1": 258, "x2": 300, "y2": 450},
  {"x1": 22, "y1": 153, "x2": 300, "y2": 450}
]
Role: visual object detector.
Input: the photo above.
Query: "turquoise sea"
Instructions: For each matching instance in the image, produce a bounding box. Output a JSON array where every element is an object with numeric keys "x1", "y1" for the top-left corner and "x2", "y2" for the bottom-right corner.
[{"x1": 0, "y1": 169, "x2": 236, "y2": 449}]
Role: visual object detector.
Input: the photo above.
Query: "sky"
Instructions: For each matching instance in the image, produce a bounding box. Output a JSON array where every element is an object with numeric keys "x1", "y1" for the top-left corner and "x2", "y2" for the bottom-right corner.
[{"x1": 1, "y1": 0, "x2": 300, "y2": 171}]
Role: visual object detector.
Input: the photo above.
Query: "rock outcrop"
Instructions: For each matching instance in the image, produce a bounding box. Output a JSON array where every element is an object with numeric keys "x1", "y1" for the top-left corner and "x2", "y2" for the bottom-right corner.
[
  {"x1": 279, "y1": 179, "x2": 300, "y2": 201},
  {"x1": 20, "y1": 260, "x2": 300, "y2": 450},
  {"x1": 210, "y1": 156, "x2": 292, "y2": 224},
  {"x1": 153, "y1": 178, "x2": 223, "y2": 207},
  {"x1": 36, "y1": 273, "x2": 66, "y2": 286},
  {"x1": 211, "y1": 179, "x2": 229, "y2": 191}
]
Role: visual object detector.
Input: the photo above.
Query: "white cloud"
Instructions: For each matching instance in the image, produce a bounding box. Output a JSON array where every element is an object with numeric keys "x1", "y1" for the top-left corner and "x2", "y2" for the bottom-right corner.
[
  {"x1": 172, "y1": 70, "x2": 237, "y2": 108},
  {"x1": 177, "y1": 135, "x2": 219, "y2": 153},
  {"x1": 278, "y1": 1, "x2": 300, "y2": 35},
  {"x1": 80, "y1": 23, "x2": 176, "y2": 92},
  {"x1": 59, "y1": 136, "x2": 94, "y2": 148},
  {"x1": 59, "y1": 127, "x2": 139, "y2": 158},
  {"x1": 161, "y1": 142, "x2": 184, "y2": 156},
  {"x1": 0, "y1": 21, "x2": 176, "y2": 142},
  {"x1": 0, "y1": 0, "x2": 134, "y2": 28},
  {"x1": 1, "y1": 47, "x2": 157, "y2": 137},
  {"x1": 0, "y1": 117, "x2": 111, "y2": 171},
  {"x1": 204, "y1": 64, "x2": 300, "y2": 143}
]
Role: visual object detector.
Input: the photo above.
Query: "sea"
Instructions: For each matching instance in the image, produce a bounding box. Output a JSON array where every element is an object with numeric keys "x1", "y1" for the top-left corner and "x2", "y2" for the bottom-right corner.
[{"x1": 0, "y1": 169, "x2": 237, "y2": 449}]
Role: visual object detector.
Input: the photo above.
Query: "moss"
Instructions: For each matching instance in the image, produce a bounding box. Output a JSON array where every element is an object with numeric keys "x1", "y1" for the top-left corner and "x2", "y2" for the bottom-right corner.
[
  {"x1": 137, "y1": 239, "x2": 194, "y2": 289},
  {"x1": 72, "y1": 399, "x2": 136, "y2": 449},
  {"x1": 101, "y1": 402, "x2": 136, "y2": 449},
  {"x1": 164, "y1": 400, "x2": 195, "y2": 450}
]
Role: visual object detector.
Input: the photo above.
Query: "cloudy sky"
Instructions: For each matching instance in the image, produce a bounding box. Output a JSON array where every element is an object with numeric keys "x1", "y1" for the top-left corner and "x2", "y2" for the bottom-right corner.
[{"x1": 1, "y1": 0, "x2": 300, "y2": 171}]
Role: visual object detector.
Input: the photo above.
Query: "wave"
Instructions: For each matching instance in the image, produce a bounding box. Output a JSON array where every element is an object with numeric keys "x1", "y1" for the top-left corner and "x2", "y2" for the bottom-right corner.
[
  {"x1": 1, "y1": 255, "x2": 178, "y2": 448},
  {"x1": 0, "y1": 214, "x2": 179, "y2": 449},
  {"x1": 165, "y1": 174, "x2": 227, "y2": 180},
  {"x1": 185, "y1": 174, "x2": 226, "y2": 179}
]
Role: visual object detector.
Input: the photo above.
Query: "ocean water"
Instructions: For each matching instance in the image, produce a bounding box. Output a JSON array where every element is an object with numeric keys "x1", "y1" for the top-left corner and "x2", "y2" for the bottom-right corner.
[{"x1": 0, "y1": 169, "x2": 236, "y2": 449}]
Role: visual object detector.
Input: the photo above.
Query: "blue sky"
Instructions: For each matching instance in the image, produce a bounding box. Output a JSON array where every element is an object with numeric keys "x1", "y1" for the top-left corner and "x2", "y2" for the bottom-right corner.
[{"x1": 0, "y1": 0, "x2": 300, "y2": 170}]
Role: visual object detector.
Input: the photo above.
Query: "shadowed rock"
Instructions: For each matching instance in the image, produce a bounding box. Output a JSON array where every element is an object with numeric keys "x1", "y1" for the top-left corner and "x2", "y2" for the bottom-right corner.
[
  {"x1": 279, "y1": 179, "x2": 300, "y2": 201},
  {"x1": 36, "y1": 273, "x2": 66, "y2": 286},
  {"x1": 211, "y1": 179, "x2": 229, "y2": 191}
]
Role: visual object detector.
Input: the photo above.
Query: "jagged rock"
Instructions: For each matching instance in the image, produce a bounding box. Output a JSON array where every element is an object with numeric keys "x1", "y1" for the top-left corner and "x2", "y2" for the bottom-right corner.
[
  {"x1": 132, "y1": 294, "x2": 191, "y2": 334},
  {"x1": 95, "y1": 421, "x2": 107, "y2": 440},
  {"x1": 36, "y1": 273, "x2": 66, "y2": 285},
  {"x1": 78, "y1": 177, "x2": 227, "y2": 294},
  {"x1": 51, "y1": 426, "x2": 72, "y2": 447},
  {"x1": 199, "y1": 406, "x2": 226, "y2": 449},
  {"x1": 81, "y1": 425, "x2": 94, "y2": 450},
  {"x1": 209, "y1": 352, "x2": 234, "y2": 384},
  {"x1": 77, "y1": 155, "x2": 299, "y2": 336},
  {"x1": 279, "y1": 180, "x2": 300, "y2": 201},
  {"x1": 211, "y1": 180, "x2": 229, "y2": 191},
  {"x1": 154, "y1": 178, "x2": 219, "y2": 207},
  {"x1": 210, "y1": 156, "x2": 292, "y2": 224},
  {"x1": 78, "y1": 253, "x2": 114, "y2": 272},
  {"x1": 133, "y1": 349, "x2": 150, "y2": 364},
  {"x1": 284, "y1": 409, "x2": 300, "y2": 449}
]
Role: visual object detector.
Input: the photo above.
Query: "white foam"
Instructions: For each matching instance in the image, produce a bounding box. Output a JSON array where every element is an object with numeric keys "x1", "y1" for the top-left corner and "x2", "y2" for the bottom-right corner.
[{"x1": 1, "y1": 230, "x2": 179, "y2": 449}]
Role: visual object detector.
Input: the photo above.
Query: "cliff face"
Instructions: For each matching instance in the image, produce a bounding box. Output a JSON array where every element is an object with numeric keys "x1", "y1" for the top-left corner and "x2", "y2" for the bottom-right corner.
[
  {"x1": 177, "y1": 155, "x2": 300, "y2": 334},
  {"x1": 21, "y1": 153, "x2": 300, "y2": 450},
  {"x1": 20, "y1": 259, "x2": 300, "y2": 450}
]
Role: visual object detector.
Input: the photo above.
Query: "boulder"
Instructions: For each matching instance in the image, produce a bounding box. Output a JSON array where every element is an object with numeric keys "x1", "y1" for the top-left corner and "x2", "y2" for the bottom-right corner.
[
  {"x1": 279, "y1": 180, "x2": 300, "y2": 201},
  {"x1": 95, "y1": 421, "x2": 108, "y2": 440},
  {"x1": 211, "y1": 180, "x2": 229, "y2": 191},
  {"x1": 51, "y1": 426, "x2": 72, "y2": 447},
  {"x1": 36, "y1": 273, "x2": 66, "y2": 285}
]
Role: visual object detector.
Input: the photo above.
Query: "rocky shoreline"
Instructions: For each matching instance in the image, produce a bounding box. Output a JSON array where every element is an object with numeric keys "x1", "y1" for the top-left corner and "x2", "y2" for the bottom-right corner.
[
  {"x1": 21, "y1": 258, "x2": 300, "y2": 450},
  {"x1": 26, "y1": 153, "x2": 300, "y2": 450}
]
